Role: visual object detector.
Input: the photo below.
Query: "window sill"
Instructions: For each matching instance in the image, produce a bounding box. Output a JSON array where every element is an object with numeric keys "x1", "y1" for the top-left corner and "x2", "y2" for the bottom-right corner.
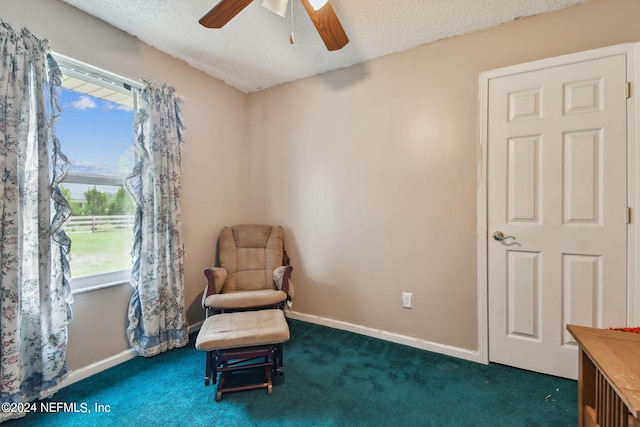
[{"x1": 71, "y1": 280, "x2": 130, "y2": 295}]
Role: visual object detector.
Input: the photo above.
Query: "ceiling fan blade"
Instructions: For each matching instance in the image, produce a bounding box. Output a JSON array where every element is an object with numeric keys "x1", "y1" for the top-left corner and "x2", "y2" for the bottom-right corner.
[
  {"x1": 199, "y1": 0, "x2": 254, "y2": 28},
  {"x1": 300, "y1": 0, "x2": 349, "y2": 51}
]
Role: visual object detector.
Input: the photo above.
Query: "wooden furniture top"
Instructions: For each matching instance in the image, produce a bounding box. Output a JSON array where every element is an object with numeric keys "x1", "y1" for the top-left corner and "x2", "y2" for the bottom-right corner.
[{"x1": 567, "y1": 324, "x2": 640, "y2": 418}]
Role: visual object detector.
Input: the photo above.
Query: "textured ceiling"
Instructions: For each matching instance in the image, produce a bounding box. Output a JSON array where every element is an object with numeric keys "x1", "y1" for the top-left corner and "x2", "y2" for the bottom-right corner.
[{"x1": 61, "y1": 0, "x2": 588, "y2": 93}]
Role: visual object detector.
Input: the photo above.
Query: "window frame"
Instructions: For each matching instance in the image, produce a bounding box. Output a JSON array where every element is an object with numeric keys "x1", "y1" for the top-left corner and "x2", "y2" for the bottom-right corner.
[{"x1": 53, "y1": 52, "x2": 143, "y2": 295}]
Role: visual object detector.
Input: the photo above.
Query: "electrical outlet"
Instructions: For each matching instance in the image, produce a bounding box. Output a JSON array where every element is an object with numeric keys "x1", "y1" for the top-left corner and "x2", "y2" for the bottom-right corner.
[{"x1": 402, "y1": 292, "x2": 413, "y2": 309}]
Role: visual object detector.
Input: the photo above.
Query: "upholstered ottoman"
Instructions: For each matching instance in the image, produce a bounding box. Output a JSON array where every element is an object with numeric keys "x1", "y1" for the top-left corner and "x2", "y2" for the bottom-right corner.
[{"x1": 196, "y1": 309, "x2": 290, "y2": 401}]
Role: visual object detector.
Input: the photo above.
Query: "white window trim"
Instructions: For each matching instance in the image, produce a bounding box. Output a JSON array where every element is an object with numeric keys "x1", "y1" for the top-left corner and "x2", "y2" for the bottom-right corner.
[
  {"x1": 53, "y1": 53, "x2": 142, "y2": 294},
  {"x1": 71, "y1": 271, "x2": 130, "y2": 295},
  {"x1": 53, "y1": 52, "x2": 144, "y2": 93}
]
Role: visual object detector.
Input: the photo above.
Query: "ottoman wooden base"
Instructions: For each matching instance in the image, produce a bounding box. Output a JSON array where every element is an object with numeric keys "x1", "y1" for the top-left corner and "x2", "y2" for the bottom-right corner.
[{"x1": 195, "y1": 309, "x2": 290, "y2": 401}]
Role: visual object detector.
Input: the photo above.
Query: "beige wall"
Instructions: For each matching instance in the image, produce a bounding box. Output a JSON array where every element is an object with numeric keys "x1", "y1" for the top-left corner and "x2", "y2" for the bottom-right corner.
[
  {"x1": 3, "y1": 0, "x2": 640, "y2": 373},
  {"x1": 2, "y1": 0, "x2": 249, "y2": 369},
  {"x1": 248, "y1": 0, "x2": 640, "y2": 351}
]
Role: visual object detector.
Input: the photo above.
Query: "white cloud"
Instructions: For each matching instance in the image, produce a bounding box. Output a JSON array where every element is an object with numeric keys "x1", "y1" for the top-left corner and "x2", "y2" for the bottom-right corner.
[
  {"x1": 70, "y1": 160, "x2": 112, "y2": 175},
  {"x1": 117, "y1": 105, "x2": 134, "y2": 112},
  {"x1": 71, "y1": 95, "x2": 97, "y2": 110},
  {"x1": 103, "y1": 102, "x2": 133, "y2": 113}
]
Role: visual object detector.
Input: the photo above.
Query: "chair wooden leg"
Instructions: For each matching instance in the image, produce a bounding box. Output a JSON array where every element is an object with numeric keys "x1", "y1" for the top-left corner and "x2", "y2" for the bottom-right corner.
[
  {"x1": 275, "y1": 343, "x2": 284, "y2": 376},
  {"x1": 207, "y1": 345, "x2": 285, "y2": 401},
  {"x1": 205, "y1": 351, "x2": 212, "y2": 386},
  {"x1": 266, "y1": 367, "x2": 273, "y2": 395}
]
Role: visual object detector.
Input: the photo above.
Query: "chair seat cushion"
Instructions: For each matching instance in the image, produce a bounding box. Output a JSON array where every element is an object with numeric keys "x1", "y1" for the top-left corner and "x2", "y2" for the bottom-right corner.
[
  {"x1": 204, "y1": 289, "x2": 287, "y2": 310},
  {"x1": 195, "y1": 309, "x2": 290, "y2": 351}
]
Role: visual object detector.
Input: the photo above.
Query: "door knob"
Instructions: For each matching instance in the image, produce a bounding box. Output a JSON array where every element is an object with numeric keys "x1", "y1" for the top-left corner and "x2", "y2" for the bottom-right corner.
[{"x1": 492, "y1": 231, "x2": 516, "y2": 241}]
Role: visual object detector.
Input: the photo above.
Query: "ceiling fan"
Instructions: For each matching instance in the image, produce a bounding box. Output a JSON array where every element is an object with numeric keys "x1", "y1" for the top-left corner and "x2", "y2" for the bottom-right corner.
[{"x1": 199, "y1": 0, "x2": 349, "y2": 51}]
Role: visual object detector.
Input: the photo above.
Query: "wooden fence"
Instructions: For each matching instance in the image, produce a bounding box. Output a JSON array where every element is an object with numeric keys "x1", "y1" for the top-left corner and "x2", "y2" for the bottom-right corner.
[{"x1": 65, "y1": 215, "x2": 135, "y2": 233}]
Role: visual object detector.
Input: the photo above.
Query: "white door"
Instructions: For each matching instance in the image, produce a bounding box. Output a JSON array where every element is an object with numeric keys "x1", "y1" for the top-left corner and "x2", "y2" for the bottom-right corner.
[{"x1": 487, "y1": 54, "x2": 628, "y2": 379}]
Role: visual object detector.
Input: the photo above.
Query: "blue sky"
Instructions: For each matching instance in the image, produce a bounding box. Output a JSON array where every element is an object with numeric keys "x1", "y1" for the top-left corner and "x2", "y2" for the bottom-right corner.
[{"x1": 56, "y1": 88, "x2": 135, "y2": 178}]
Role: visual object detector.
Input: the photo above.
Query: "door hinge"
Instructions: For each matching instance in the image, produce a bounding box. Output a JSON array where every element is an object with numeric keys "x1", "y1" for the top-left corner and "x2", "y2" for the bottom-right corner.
[
  {"x1": 627, "y1": 82, "x2": 631, "y2": 99},
  {"x1": 627, "y1": 207, "x2": 631, "y2": 224}
]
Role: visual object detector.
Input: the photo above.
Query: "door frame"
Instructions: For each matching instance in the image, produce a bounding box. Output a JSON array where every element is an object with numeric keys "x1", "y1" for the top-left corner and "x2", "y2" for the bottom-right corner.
[{"x1": 476, "y1": 42, "x2": 640, "y2": 365}]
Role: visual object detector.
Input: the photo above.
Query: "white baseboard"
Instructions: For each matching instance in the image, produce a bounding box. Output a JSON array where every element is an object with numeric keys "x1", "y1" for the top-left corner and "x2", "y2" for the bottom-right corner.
[
  {"x1": 285, "y1": 311, "x2": 484, "y2": 364},
  {"x1": 54, "y1": 323, "x2": 204, "y2": 393},
  {"x1": 54, "y1": 348, "x2": 138, "y2": 392},
  {"x1": 53, "y1": 313, "x2": 482, "y2": 393},
  {"x1": 188, "y1": 320, "x2": 203, "y2": 334}
]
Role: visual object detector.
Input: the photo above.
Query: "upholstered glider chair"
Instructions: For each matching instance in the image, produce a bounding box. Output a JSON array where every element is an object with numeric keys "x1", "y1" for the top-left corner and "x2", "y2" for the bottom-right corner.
[{"x1": 202, "y1": 224, "x2": 294, "y2": 315}]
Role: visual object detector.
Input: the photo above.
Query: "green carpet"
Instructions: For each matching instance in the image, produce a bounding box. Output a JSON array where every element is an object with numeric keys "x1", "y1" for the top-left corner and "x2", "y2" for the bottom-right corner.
[{"x1": 8, "y1": 319, "x2": 577, "y2": 426}]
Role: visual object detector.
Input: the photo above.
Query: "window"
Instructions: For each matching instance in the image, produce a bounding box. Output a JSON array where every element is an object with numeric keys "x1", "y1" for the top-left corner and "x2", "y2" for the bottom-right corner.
[{"x1": 54, "y1": 53, "x2": 143, "y2": 293}]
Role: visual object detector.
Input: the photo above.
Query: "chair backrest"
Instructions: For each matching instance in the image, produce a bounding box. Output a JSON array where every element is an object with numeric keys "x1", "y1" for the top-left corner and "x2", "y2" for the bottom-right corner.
[{"x1": 219, "y1": 224, "x2": 284, "y2": 292}]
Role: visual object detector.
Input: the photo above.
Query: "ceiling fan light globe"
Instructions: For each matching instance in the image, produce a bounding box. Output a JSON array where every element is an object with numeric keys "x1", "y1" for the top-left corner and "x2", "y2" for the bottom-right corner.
[
  {"x1": 308, "y1": 0, "x2": 329, "y2": 11},
  {"x1": 262, "y1": 0, "x2": 288, "y2": 17}
]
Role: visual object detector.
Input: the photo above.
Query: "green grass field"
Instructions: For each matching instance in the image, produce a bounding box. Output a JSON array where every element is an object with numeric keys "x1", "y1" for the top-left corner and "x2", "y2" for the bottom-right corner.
[{"x1": 67, "y1": 230, "x2": 134, "y2": 277}]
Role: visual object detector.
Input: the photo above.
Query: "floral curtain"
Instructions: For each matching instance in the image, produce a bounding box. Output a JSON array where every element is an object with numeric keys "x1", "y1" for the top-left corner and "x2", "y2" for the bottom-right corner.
[
  {"x1": 0, "y1": 21, "x2": 72, "y2": 418},
  {"x1": 125, "y1": 81, "x2": 188, "y2": 357}
]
